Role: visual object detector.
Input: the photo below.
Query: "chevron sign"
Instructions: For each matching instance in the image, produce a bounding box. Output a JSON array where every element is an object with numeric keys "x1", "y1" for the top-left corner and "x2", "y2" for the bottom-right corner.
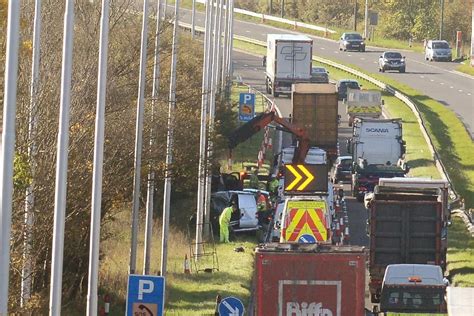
[{"x1": 284, "y1": 164, "x2": 328, "y2": 193}]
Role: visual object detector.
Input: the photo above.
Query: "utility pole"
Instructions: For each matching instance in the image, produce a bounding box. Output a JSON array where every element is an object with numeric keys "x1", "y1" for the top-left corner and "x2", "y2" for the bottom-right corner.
[
  {"x1": 196, "y1": 0, "x2": 212, "y2": 258},
  {"x1": 87, "y1": 0, "x2": 109, "y2": 314},
  {"x1": 364, "y1": 0, "x2": 368, "y2": 39},
  {"x1": 0, "y1": 1, "x2": 21, "y2": 314},
  {"x1": 471, "y1": 1, "x2": 474, "y2": 66},
  {"x1": 161, "y1": 0, "x2": 180, "y2": 277},
  {"x1": 221, "y1": 0, "x2": 229, "y2": 89},
  {"x1": 227, "y1": 0, "x2": 234, "y2": 84},
  {"x1": 281, "y1": 0, "x2": 284, "y2": 18},
  {"x1": 50, "y1": 0, "x2": 75, "y2": 314},
  {"x1": 269, "y1": 0, "x2": 272, "y2": 15},
  {"x1": 143, "y1": 0, "x2": 162, "y2": 276},
  {"x1": 22, "y1": 0, "x2": 42, "y2": 308},
  {"x1": 129, "y1": 0, "x2": 149, "y2": 275},
  {"x1": 215, "y1": 0, "x2": 224, "y2": 89},
  {"x1": 353, "y1": 0, "x2": 358, "y2": 31},
  {"x1": 191, "y1": 0, "x2": 195, "y2": 39},
  {"x1": 439, "y1": 0, "x2": 444, "y2": 40}
]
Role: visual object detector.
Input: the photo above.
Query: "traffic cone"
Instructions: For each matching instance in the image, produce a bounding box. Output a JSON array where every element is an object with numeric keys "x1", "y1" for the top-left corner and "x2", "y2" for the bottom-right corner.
[
  {"x1": 344, "y1": 227, "x2": 350, "y2": 245},
  {"x1": 184, "y1": 254, "x2": 191, "y2": 274}
]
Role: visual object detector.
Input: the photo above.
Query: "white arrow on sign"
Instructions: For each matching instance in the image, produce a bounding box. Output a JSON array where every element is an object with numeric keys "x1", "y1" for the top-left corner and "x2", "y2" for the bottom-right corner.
[{"x1": 222, "y1": 300, "x2": 239, "y2": 316}]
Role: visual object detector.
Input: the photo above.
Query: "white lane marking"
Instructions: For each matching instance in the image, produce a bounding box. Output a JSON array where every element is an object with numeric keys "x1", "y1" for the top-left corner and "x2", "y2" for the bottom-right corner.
[
  {"x1": 373, "y1": 61, "x2": 378, "y2": 64},
  {"x1": 360, "y1": 57, "x2": 365, "y2": 60},
  {"x1": 420, "y1": 75, "x2": 425, "y2": 78},
  {"x1": 246, "y1": 30, "x2": 251, "y2": 33},
  {"x1": 334, "y1": 51, "x2": 339, "y2": 54},
  {"x1": 468, "y1": 93, "x2": 472, "y2": 96},
  {"x1": 458, "y1": 89, "x2": 463, "y2": 92},
  {"x1": 254, "y1": 68, "x2": 258, "y2": 71},
  {"x1": 430, "y1": 79, "x2": 434, "y2": 82},
  {"x1": 244, "y1": 64, "x2": 248, "y2": 67},
  {"x1": 320, "y1": 47, "x2": 325, "y2": 50},
  {"x1": 450, "y1": 86, "x2": 454, "y2": 89},
  {"x1": 347, "y1": 54, "x2": 352, "y2": 57},
  {"x1": 440, "y1": 82, "x2": 445, "y2": 85}
]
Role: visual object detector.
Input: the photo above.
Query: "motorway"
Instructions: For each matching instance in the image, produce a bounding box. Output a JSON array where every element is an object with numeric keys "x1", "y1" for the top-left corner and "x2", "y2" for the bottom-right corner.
[
  {"x1": 232, "y1": 48, "x2": 373, "y2": 310},
  {"x1": 175, "y1": 6, "x2": 474, "y2": 138}
]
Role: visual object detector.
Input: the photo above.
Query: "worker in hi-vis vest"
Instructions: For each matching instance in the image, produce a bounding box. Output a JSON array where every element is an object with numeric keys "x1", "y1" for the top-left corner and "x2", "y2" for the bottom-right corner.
[{"x1": 219, "y1": 202, "x2": 238, "y2": 243}]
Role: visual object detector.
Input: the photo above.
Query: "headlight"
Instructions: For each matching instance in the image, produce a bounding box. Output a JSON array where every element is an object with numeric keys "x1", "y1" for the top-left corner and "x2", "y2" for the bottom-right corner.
[{"x1": 361, "y1": 42, "x2": 365, "y2": 45}]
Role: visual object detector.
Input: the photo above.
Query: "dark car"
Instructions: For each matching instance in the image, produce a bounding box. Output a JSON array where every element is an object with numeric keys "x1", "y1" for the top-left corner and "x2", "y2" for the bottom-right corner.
[
  {"x1": 379, "y1": 51, "x2": 406, "y2": 73},
  {"x1": 339, "y1": 32, "x2": 366, "y2": 52},
  {"x1": 337, "y1": 79, "x2": 361, "y2": 101},
  {"x1": 310, "y1": 67, "x2": 329, "y2": 83},
  {"x1": 331, "y1": 156, "x2": 353, "y2": 183}
]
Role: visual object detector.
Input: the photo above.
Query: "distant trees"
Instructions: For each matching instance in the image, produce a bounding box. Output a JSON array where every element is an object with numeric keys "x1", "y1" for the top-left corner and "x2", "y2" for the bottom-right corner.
[{"x1": 236, "y1": 0, "x2": 473, "y2": 44}]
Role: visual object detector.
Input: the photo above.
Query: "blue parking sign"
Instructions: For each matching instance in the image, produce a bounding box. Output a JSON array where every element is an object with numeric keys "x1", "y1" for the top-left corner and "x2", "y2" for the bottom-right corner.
[
  {"x1": 126, "y1": 275, "x2": 165, "y2": 316},
  {"x1": 239, "y1": 93, "x2": 255, "y2": 122}
]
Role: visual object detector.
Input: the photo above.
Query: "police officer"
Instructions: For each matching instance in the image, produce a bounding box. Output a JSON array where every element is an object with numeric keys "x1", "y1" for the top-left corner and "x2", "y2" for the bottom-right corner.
[{"x1": 219, "y1": 202, "x2": 238, "y2": 243}]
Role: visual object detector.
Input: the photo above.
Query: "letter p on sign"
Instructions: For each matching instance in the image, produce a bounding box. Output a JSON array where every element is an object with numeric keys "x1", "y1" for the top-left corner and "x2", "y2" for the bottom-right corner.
[
  {"x1": 138, "y1": 280, "x2": 154, "y2": 300},
  {"x1": 243, "y1": 94, "x2": 252, "y2": 103}
]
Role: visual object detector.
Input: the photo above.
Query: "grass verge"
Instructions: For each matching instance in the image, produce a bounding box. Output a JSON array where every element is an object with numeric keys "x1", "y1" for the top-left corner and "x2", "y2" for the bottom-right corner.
[
  {"x1": 447, "y1": 217, "x2": 474, "y2": 286},
  {"x1": 455, "y1": 62, "x2": 474, "y2": 76},
  {"x1": 97, "y1": 208, "x2": 257, "y2": 315}
]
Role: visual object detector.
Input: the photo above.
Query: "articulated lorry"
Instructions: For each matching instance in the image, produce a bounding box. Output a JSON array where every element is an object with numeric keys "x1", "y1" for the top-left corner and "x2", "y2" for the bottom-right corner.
[
  {"x1": 254, "y1": 243, "x2": 366, "y2": 316},
  {"x1": 367, "y1": 179, "x2": 448, "y2": 303},
  {"x1": 292, "y1": 83, "x2": 339, "y2": 163},
  {"x1": 265, "y1": 34, "x2": 313, "y2": 97},
  {"x1": 347, "y1": 118, "x2": 407, "y2": 201}
]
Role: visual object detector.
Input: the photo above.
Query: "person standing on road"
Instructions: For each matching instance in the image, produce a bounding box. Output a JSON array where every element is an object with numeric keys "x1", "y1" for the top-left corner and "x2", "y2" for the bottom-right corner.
[
  {"x1": 249, "y1": 169, "x2": 260, "y2": 189},
  {"x1": 268, "y1": 176, "x2": 280, "y2": 203},
  {"x1": 219, "y1": 202, "x2": 238, "y2": 243},
  {"x1": 256, "y1": 191, "x2": 268, "y2": 213}
]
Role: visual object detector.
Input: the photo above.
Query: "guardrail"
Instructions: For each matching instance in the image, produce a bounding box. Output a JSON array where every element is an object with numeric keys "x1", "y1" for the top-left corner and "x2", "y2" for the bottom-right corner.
[{"x1": 194, "y1": 0, "x2": 336, "y2": 34}]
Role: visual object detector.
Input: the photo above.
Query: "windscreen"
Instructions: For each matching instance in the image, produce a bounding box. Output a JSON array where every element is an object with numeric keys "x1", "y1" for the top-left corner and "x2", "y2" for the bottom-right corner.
[
  {"x1": 385, "y1": 52, "x2": 402, "y2": 59},
  {"x1": 433, "y1": 42, "x2": 449, "y2": 49}
]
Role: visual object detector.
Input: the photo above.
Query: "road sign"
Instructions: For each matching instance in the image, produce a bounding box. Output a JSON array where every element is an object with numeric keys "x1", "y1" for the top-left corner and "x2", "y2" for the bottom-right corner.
[
  {"x1": 126, "y1": 275, "x2": 165, "y2": 316},
  {"x1": 299, "y1": 234, "x2": 317, "y2": 243},
  {"x1": 218, "y1": 296, "x2": 245, "y2": 316},
  {"x1": 284, "y1": 164, "x2": 328, "y2": 193},
  {"x1": 239, "y1": 93, "x2": 255, "y2": 122}
]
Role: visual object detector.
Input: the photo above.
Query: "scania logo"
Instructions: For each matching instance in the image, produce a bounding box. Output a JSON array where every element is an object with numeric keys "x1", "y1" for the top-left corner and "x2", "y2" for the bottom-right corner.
[
  {"x1": 286, "y1": 302, "x2": 334, "y2": 316},
  {"x1": 280, "y1": 46, "x2": 308, "y2": 61},
  {"x1": 365, "y1": 128, "x2": 389, "y2": 133}
]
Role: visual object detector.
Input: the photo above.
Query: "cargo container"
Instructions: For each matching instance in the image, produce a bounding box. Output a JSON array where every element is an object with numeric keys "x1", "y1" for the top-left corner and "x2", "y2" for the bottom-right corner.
[
  {"x1": 291, "y1": 83, "x2": 339, "y2": 162},
  {"x1": 265, "y1": 34, "x2": 313, "y2": 97},
  {"x1": 368, "y1": 185, "x2": 445, "y2": 303},
  {"x1": 254, "y1": 243, "x2": 366, "y2": 316}
]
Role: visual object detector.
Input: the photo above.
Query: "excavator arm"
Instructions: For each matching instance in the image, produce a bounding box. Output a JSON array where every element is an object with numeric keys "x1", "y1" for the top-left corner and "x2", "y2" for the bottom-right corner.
[{"x1": 228, "y1": 111, "x2": 310, "y2": 163}]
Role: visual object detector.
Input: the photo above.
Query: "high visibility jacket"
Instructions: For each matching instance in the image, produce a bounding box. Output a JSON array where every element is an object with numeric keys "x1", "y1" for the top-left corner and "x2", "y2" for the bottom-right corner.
[
  {"x1": 269, "y1": 179, "x2": 279, "y2": 194},
  {"x1": 249, "y1": 174, "x2": 259, "y2": 189},
  {"x1": 257, "y1": 194, "x2": 267, "y2": 212},
  {"x1": 219, "y1": 207, "x2": 233, "y2": 226}
]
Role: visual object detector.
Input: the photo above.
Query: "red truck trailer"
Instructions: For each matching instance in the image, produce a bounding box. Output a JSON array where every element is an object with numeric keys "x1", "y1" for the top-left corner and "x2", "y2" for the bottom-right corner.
[{"x1": 254, "y1": 243, "x2": 366, "y2": 316}]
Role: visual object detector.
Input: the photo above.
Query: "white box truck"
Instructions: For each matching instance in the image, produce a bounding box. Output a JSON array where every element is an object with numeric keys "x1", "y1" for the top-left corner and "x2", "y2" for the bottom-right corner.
[{"x1": 265, "y1": 34, "x2": 313, "y2": 97}]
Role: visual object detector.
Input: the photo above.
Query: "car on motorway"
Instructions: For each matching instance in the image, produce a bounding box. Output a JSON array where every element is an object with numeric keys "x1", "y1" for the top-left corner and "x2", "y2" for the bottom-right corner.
[
  {"x1": 425, "y1": 40, "x2": 452, "y2": 62},
  {"x1": 310, "y1": 66, "x2": 330, "y2": 83},
  {"x1": 339, "y1": 32, "x2": 366, "y2": 52},
  {"x1": 337, "y1": 79, "x2": 361, "y2": 101},
  {"x1": 331, "y1": 156, "x2": 353, "y2": 183},
  {"x1": 378, "y1": 51, "x2": 406, "y2": 73}
]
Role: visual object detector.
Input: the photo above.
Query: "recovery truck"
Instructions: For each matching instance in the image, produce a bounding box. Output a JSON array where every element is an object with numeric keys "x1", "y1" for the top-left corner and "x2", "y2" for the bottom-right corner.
[
  {"x1": 347, "y1": 118, "x2": 408, "y2": 201},
  {"x1": 367, "y1": 179, "x2": 448, "y2": 303},
  {"x1": 265, "y1": 34, "x2": 313, "y2": 97},
  {"x1": 292, "y1": 83, "x2": 339, "y2": 163},
  {"x1": 254, "y1": 243, "x2": 367, "y2": 316},
  {"x1": 344, "y1": 88, "x2": 383, "y2": 127}
]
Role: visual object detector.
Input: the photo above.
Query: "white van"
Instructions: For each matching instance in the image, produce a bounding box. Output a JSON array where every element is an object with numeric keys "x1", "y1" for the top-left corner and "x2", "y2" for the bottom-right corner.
[{"x1": 425, "y1": 40, "x2": 452, "y2": 62}]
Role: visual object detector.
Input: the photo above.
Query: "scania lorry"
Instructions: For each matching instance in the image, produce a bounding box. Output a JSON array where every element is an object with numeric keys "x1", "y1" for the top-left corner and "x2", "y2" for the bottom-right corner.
[{"x1": 265, "y1": 34, "x2": 313, "y2": 97}]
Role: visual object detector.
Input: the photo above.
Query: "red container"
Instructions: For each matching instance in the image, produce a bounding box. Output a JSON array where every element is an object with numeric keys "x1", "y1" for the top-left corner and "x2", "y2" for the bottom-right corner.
[{"x1": 254, "y1": 244, "x2": 366, "y2": 316}]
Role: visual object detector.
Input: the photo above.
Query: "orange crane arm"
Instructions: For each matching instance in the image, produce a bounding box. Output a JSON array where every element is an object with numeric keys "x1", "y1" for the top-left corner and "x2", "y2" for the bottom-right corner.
[{"x1": 228, "y1": 111, "x2": 310, "y2": 163}]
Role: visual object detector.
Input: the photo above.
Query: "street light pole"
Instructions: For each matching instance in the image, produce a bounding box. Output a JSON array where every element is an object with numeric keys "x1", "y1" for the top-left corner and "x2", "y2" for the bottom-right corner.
[
  {"x1": 439, "y1": 0, "x2": 445, "y2": 40},
  {"x1": 364, "y1": 0, "x2": 368, "y2": 39}
]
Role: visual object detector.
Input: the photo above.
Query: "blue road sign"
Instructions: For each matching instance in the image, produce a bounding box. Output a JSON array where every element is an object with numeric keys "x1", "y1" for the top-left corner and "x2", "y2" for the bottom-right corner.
[
  {"x1": 239, "y1": 93, "x2": 255, "y2": 122},
  {"x1": 218, "y1": 296, "x2": 245, "y2": 316},
  {"x1": 299, "y1": 234, "x2": 317, "y2": 243},
  {"x1": 126, "y1": 274, "x2": 165, "y2": 316}
]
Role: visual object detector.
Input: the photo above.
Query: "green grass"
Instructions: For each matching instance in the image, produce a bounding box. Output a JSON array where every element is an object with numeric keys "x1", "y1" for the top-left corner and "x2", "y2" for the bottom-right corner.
[
  {"x1": 455, "y1": 62, "x2": 474, "y2": 76},
  {"x1": 94, "y1": 208, "x2": 258, "y2": 315},
  {"x1": 447, "y1": 217, "x2": 474, "y2": 287}
]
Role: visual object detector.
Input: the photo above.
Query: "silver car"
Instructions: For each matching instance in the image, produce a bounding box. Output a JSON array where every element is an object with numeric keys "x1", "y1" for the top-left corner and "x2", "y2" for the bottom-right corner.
[
  {"x1": 425, "y1": 40, "x2": 452, "y2": 62},
  {"x1": 378, "y1": 51, "x2": 406, "y2": 73}
]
